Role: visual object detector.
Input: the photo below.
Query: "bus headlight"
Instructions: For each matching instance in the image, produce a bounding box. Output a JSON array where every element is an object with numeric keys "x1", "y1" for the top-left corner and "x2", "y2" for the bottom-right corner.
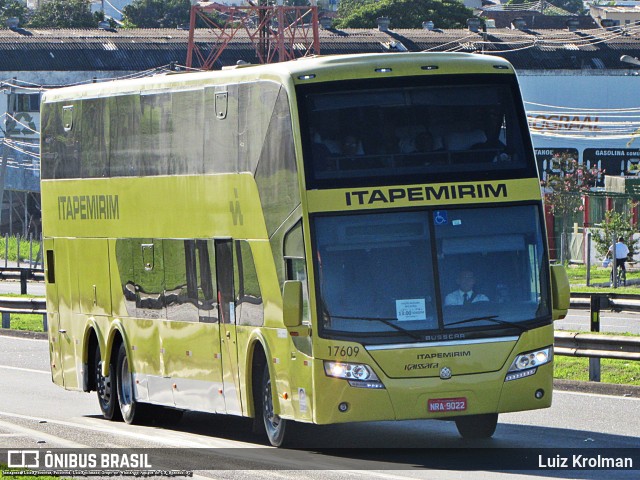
[
  {"x1": 505, "y1": 347, "x2": 552, "y2": 382},
  {"x1": 324, "y1": 361, "x2": 385, "y2": 389}
]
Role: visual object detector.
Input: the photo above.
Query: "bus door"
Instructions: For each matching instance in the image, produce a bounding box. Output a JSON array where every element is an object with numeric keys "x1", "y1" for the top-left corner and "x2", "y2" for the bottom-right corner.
[
  {"x1": 44, "y1": 238, "x2": 63, "y2": 387},
  {"x1": 215, "y1": 239, "x2": 242, "y2": 414}
]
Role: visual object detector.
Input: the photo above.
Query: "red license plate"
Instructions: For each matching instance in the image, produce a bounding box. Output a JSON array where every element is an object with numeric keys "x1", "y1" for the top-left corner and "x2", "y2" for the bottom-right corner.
[{"x1": 428, "y1": 397, "x2": 467, "y2": 413}]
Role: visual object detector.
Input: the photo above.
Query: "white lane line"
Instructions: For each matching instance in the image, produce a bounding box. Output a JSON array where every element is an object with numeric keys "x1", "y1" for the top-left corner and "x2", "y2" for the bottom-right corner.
[
  {"x1": 555, "y1": 390, "x2": 640, "y2": 401},
  {"x1": 0, "y1": 365, "x2": 50, "y2": 374},
  {"x1": 0, "y1": 418, "x2": 87, "y2": 448},
  {"x1": 0, "y1": 410, "x2": 258, "y2": 449},
  {"x1": 0, "y1": 334, "x2": 47, "y2": 342}
]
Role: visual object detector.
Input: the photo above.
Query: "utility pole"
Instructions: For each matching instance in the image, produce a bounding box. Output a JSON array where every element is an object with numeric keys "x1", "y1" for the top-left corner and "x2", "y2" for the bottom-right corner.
[{"x1": 0, "y1": 80, "x2": 14, "y2": 235}]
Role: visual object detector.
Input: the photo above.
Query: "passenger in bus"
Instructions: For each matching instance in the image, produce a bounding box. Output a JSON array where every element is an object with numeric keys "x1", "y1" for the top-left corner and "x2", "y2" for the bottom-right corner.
[
  {"x1": 340, "y1": 134, "x2": 364, "y2": 156},
  {"x1": 444, "y1": 270, "x2": 489, "y2": 306},
  {"x1": 400, "y1": 131, "x2": 435, "y2": 154},
  {"x1": 471, "y1": 108, "x2": 508, "y2": 161}
]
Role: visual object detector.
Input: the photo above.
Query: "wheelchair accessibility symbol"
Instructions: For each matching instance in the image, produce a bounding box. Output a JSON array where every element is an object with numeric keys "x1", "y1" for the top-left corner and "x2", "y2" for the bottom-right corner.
[{"x1": 434, "y1": 211, "x2": 448, "y2": 225}]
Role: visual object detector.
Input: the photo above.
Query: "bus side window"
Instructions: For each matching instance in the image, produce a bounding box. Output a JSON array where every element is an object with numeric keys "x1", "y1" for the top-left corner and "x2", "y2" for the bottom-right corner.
[
  {"x1": 215, "y1": 239, "x2": 235, "y2": 324},
  {"x1": 196, "y1": 240, "x2": 217, "y2": 323},
  {"x1": 284, "y1": 221, "x2": 309, "y2": 324},
  {"x1": 234, "y1": 240, "x2": 263, "y2": 327},
  {"x1": 163, "y1": 240, "x2": 198, "y2": 322}
]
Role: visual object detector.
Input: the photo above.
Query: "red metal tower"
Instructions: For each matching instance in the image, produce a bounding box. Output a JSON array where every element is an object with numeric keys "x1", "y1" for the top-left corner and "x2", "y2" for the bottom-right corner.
[{"x1": 186, "y1": 1, "x2": 320, "y2": 69}]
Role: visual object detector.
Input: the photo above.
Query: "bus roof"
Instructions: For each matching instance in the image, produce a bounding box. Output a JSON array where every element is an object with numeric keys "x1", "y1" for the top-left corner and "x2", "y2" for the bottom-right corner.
[{"x1": 42, "y1": 52, "x2": 514, "y2": 103}]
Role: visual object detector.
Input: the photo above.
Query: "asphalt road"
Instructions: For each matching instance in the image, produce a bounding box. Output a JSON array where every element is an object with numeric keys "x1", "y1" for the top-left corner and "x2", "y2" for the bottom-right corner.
[{"x1": 0, "y1": 335, "x2": 638, "y2": 479}]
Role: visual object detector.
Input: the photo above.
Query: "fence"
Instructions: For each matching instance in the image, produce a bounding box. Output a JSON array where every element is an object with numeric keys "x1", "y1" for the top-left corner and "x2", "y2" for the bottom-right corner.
[{"x1": 0, "y1": 296, "x2": 47, "y2": 332}]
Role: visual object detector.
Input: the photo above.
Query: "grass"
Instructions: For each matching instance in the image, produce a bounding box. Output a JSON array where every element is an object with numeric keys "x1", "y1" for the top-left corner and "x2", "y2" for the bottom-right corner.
[
  {"x1": 7, "y1": 313, "x2": 46, "y2": 332},
  {"x1": 554, "y1": 356, "x2": 640, "y2": 385},
  {"x1": 566, "y1": 263, "x2": 640, "y2": 293},
  {"x1": 0, "y1": 235, "x2": 41, "y2": 263}
]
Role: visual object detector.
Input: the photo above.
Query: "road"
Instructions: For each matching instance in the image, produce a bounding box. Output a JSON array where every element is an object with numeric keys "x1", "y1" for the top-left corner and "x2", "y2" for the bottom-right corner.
[
  {"x1": 0, "y1": 335, "x2": 638, "y2": 479},
  {"x1": 556, "y1": 309, "x2": 640, "y2": 335}
]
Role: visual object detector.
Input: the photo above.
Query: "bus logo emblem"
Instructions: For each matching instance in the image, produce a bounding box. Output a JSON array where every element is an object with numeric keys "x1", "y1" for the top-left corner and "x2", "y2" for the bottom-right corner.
[{"x1": 440, "y1": 367, "x2": 452, "y2": 379}]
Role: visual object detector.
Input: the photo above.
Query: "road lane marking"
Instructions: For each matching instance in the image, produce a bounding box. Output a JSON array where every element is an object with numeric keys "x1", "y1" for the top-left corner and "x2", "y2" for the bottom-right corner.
[
  {"x1": 555, "y1": 390, "x2": 640, "y2": 401},
  {"x1": 0, "y1": 418, "x2": 87, "y2": 448},
  {"x1": 0, "y1": 365, "x2": 49, "y2": 375},
  {"x1": 0, "y1": 410, "x2": 256, "y2": 449}
]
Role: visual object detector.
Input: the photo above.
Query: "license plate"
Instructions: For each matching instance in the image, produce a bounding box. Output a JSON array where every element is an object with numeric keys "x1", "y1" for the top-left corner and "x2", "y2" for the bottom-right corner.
[{"x1": 428, "y1": 397, "x2": 467, "y2": 413}]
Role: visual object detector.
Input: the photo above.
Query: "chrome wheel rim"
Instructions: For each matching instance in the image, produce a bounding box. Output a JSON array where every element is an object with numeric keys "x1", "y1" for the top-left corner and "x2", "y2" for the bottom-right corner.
[
  {"x1": 263, "y1": 376, "x2": 281, "y2": 436},
  {"x1": 119, "y1": 354, "x2": 133, "y2": 415}
]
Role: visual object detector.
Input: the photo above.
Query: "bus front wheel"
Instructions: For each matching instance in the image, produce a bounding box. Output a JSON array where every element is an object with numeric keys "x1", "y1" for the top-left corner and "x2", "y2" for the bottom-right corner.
[
  {"x1": 455, "y1": 413, "x2": 498, "y2": 439},
  {"x1": 261, "y1": 365, "x2": 287, "y2": 447},
  {"x1": 116, "y1": 343, "x2": 148, "y2": 424},
  {"x1": 95, "y1": 347, "x2": 120, "y2": 421}
]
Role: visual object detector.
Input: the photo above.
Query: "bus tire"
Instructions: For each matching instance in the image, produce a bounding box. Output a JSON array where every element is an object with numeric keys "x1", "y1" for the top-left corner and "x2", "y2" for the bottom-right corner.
[
  {"x1": 455, "y1": 413, "x2": 498, "y2": 439},
  {"x1": 260, "y1": 365, "x2": 288, "y2": 447},
  {"x1": 95, "y1": 347, "x2": 120, "y2": 421},
  {"x1": 116, "y1": 343, "x2": 149, "y2": 424}
]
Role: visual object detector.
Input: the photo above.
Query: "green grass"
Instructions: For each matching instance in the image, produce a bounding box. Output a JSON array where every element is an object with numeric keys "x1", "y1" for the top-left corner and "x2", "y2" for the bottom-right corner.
[
  {"x1": 0, "y1": 236, "x2": 41, "y2": 263},
  {"x1": 4, "y1": 313, "x2": 45, "y2": 332},
  {"x1": 566, "y1": 263, "x2": 640, "y2": 293},
  {"x1": 554, "y1": 356, "x2": 640, "y2": 385}
]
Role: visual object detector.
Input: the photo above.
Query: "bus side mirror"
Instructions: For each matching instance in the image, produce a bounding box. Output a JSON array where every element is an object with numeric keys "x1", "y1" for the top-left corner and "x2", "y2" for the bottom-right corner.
[
  {"x1": 283, "y1": 280, "x2": 302, "y2": 328},
  {"x1": 550, "y1": 264, "x2": 570, "y2": 320}
]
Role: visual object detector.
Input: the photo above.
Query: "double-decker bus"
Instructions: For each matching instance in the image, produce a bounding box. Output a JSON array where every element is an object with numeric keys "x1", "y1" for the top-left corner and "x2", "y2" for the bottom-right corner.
[{"x1": 41, "y1": 52, "x2": 569, "y2": 447}]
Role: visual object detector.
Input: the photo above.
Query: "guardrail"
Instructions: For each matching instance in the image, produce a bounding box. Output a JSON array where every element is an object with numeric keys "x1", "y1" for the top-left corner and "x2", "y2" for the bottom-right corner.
[
  {"x1": 554, "y1": 331, "x2": 640, "y2": 361},
  {"x1": 570, "y1": 292, "x2": 640, "y2": 312},
  {"x1": 0, "y1": 296, "x2": 47, "y2": 331},
  {"x1": 0, "y1": 267, "x2": 44, "y2": 294}
]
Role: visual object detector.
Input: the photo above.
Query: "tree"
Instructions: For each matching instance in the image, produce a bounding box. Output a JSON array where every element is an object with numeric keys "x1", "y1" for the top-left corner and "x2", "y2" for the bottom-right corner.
[
  {"x1": 593, "y1": 204, "x2": 639, "y2": 260},
  {"x1": 27, "y1": 0, "x2": 96, "y2": 28},
  {"x1": 0, "y1": 0, "x2": 27, "y2": 27},
  {"x1": 548, "y1": 0, "x2": 585, "y2": 14},
  {"x1": 122, "y1": 0, "x2": 191, "y2": 28},
  {"x1": 334, "y1": 0, "x2": 472, "y2": 29},
  {"x1": 540, "y1": 152, "x2": 600, "y2": 263},
  {"x1": 506, "y1": 0, "x2": 584, "y2": 14}
]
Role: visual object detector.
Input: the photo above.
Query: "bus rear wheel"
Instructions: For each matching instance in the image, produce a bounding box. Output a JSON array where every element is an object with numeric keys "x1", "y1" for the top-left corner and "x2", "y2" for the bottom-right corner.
[
  {"x1": 95, "y1": 347, "x2": 120, "y2": 420},
  {"x1": 455, "y1": 413, "x2": 498, "y2": 439},
  {"x1": 116, "y1": 343, "x2": 150, "y2": 424},
  {"x1": 261, "y1": 365, "x2": 288, "y2": 447}
]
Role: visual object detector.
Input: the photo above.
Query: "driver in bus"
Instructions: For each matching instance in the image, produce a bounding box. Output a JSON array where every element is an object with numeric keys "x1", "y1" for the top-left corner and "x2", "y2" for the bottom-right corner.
[{"x1": 444, "y1": 270, "x2": 489, "y2": 306}]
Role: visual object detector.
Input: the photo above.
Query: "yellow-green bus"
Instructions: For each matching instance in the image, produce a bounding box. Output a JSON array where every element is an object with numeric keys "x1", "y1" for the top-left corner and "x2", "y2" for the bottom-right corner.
[{"x1": 41, "y1": 52, "x2": 569, "y2": 446}]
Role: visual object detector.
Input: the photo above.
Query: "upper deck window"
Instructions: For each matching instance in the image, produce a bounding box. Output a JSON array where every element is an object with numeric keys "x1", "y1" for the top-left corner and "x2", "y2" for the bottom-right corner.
[{"x1": 298, "y1": 75, "x2": 535, "y2": 189}]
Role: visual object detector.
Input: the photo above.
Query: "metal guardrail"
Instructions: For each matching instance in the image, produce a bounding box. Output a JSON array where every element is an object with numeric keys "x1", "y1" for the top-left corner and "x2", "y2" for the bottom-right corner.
[
  {"x1": 0, "y1": 267, "x2": 44, "y2": 295},
  {"x1": 0, "y1": 296, "x2": 47, "y2": 331},
  {"x1": 570, "y1": 292, "x2": 640, "y2": 312},
  {"x1": 554, "y1": 331, "x2": 640, "y2": 361}
]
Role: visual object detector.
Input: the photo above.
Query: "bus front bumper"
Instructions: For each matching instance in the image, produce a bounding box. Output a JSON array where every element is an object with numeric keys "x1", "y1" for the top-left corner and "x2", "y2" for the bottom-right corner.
[{"x1": 312, "y1": 362, "x2": 553, "y2": 425}]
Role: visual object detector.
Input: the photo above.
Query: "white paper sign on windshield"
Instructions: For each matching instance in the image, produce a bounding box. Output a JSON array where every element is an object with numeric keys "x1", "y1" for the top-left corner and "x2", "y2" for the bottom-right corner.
[{"x1": 396, "y1": 299, "x2": 426, "y2": 321}]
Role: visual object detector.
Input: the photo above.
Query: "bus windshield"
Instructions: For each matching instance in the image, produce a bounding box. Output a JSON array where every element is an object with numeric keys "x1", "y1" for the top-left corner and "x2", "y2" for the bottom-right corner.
[
  {"x1": 299, "y1": 75, "x2": 534, "y2": 189},
  {"x1": 313, "y1": 204, "x2": 550, "y2": 342}
]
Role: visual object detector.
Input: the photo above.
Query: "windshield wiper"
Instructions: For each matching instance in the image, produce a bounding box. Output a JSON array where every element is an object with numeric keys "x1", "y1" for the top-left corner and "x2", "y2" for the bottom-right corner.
[
  {"x1": 446, "y1": 315, "x2": 527, "y2": 332},
  {"x1": 331, "y1": 314, "x2": 424, "y2": 340}
]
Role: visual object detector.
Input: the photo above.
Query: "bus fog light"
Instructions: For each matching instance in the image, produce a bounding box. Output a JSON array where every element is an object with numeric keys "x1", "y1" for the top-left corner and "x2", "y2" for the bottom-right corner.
[
  {"x1": 535, "y1": 389, "x2": 545, "y2": 399},
  {"x1": 338, "y1": 402, "x2": 349, "y2": 412}
]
